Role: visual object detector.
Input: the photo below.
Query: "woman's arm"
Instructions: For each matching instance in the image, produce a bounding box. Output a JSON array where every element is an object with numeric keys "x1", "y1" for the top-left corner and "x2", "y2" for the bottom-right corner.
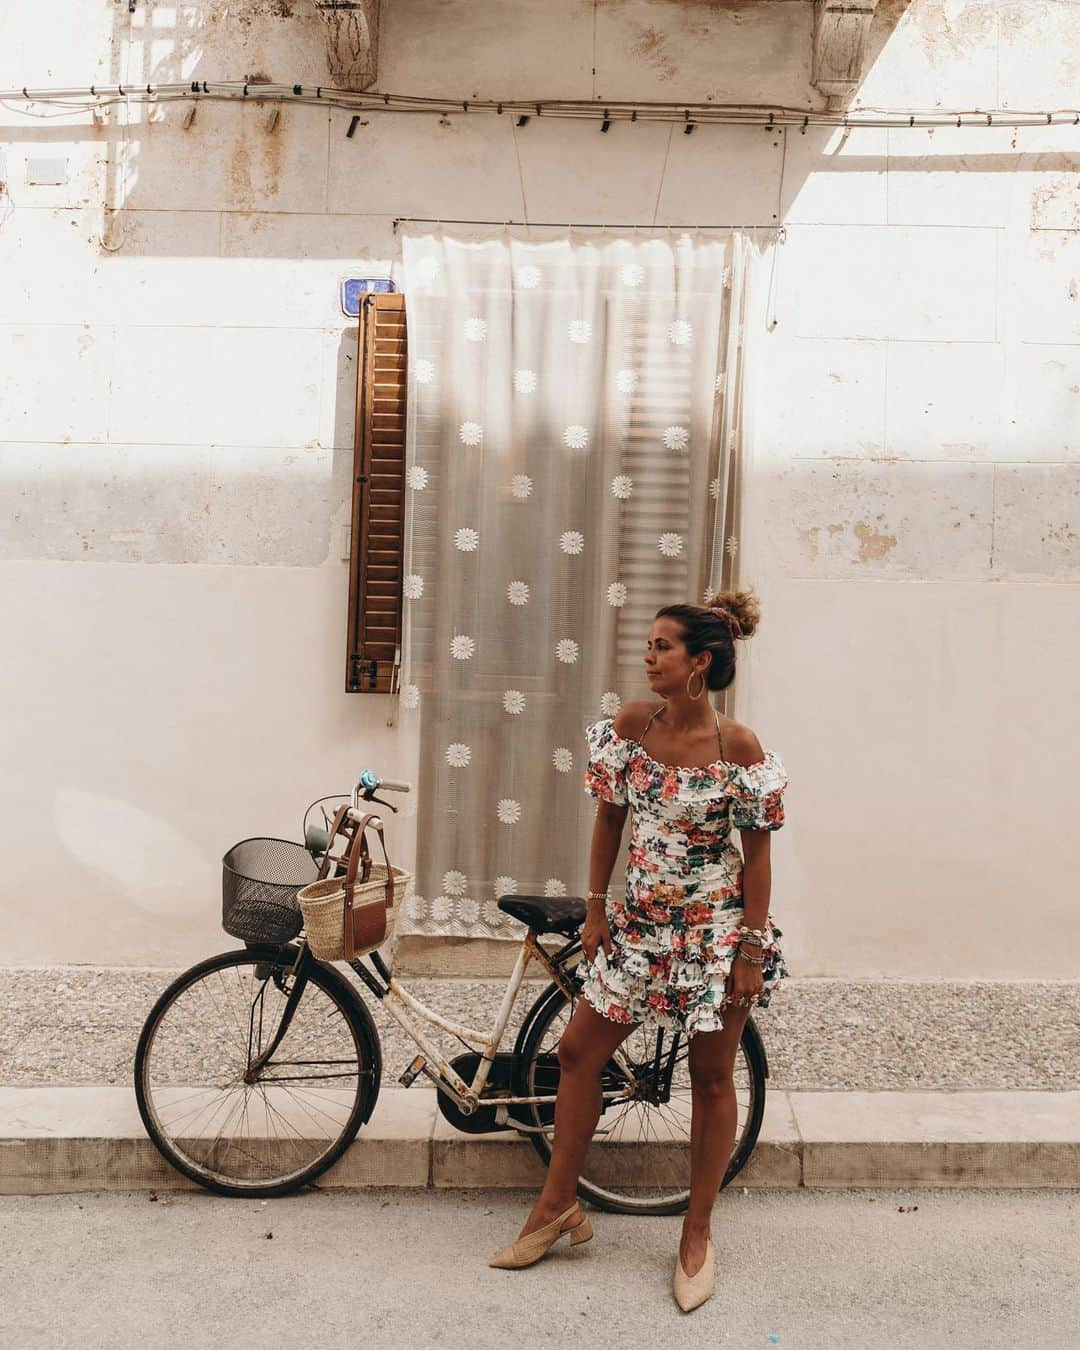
[
  {"x1": 738, "y1": 830, "x2": 772, "y2": 934},
  {"x1": 727, "y1": 723, "x2": 773, "y2": 938},
  {"x1": 587, "y1": 800, "x2": 629, "y2": 909}
]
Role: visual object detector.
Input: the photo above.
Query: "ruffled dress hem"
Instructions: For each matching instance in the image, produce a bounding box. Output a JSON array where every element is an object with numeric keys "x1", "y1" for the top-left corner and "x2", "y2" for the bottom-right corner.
[{"x1": 576, "y1": 921, "x2": 788, "y2": 1039}]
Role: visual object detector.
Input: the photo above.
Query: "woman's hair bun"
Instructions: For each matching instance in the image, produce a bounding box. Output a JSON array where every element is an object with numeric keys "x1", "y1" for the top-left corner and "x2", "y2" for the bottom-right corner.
[{"x1": 706, "y1": 586, "x2": 760, "y2": 641}]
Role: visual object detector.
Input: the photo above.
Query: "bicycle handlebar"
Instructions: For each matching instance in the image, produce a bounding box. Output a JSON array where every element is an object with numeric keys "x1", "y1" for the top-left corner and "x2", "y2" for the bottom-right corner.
[{"x1": 355, "y1": 768, "x2": 411, "y2": 796}]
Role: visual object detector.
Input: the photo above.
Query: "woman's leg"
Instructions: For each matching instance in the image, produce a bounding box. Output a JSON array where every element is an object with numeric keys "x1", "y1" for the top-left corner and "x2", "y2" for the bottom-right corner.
[
  {"x1": 681, "y1": 1001, "x2": 752, "y2": 1273},
  {"x1": 518, "y1": 1000, "x2": 639, "y2": 1237}
]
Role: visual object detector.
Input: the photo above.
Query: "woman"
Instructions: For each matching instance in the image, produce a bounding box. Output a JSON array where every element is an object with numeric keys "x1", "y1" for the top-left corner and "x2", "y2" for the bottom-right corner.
[{"x1": 488, "y1": 588, "x2": 789, "y2": 1312}]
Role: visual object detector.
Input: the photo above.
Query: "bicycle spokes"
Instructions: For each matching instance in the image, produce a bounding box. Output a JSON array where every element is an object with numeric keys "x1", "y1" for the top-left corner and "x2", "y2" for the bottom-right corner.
[{"x1": 137, "y1": 955, "x2": 369, "y2": 1191}]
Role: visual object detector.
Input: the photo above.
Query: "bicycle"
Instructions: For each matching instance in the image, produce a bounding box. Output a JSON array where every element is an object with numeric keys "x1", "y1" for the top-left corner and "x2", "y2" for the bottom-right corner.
[{"x1": 134, "y1": 768, "x2": 772, "y2": 1214}]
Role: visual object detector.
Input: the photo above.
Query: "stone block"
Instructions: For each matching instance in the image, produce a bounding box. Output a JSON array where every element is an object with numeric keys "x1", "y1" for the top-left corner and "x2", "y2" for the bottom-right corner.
[
  {"x1": 326, "y1": 110, "x2": 521, "y2": 220},
  {"x1": 998, "y1": 0, "x2": 1080, "y2": 110},
  {"x1": 206, "y1": 443, "x2": 348, "y2": 566},
  {"x1": 783, "y1": 224, "x2": 998, "y2": 343},
  {"x1": 380, "y1": 0, "x2": 593, "y2": 100},
  {"x1": 1009, "y1": 230, "x2": 1080, "y2": 345},
  {"x1": 758, "y1": 458, "x2": 994, "y2": 579},
  {"x1": 755, "y1": 336, "x2": 887, "y2": 459},
  {"x1": 109, "y1": 324, "x2": 324, "y2": 449},
  {"x1": 992, "y1": 463, "x2": 1080, "y2": 578},
  {"x1": 318, "y1": 1090, "x2": 436, "y2": 1189},
  {"x1": 0, "y1": 442, "x2": 211, "y2": 564},
  {"x1": 594, "y1": 0, "x2": 812, "y2": 104},
  {"x1": 0, "y1": 325, "x2": 113, "y2": 445},
  {"x1": 855, "y1": 0, "x2": 998, "y2": 109},
  {"x1": 431, "y1": 1108, "x2": 547, "y2": 1189},
  {"x1": 1002, "y1": 344, "x2": 1080, "y2": 462},
  {"x1": 126, "y1": 102, "x2": 329, "y2": 216},
  {"x1": 782, "y1": 127, "x2": 888, "y2": 227},
  {"x1": 656, "y1": 124, "x2": 781, "y2": 228},
  {"x1": 795, "y1": 1089, "x2": 1080, "y2": 1188},
  {"x1": 515, "y1": 117, "x2": 672, "y2": 228},
  {"x1": 885, "y1": 340, "x2": 1007, "y2": 460},
  {"x1": 885, "y1": 126, "x2": 1020, "y2": 229}
]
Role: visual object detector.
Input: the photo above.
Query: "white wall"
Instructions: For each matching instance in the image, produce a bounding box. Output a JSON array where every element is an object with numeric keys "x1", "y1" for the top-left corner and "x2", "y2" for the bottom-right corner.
[{"x1": 1, "y1": 0, "x2": 1078, "y2": 973}]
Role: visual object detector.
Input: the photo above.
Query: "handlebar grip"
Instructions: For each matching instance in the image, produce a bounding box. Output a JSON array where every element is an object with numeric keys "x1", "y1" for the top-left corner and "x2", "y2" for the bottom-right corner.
[{"x1": 378, "y1": 778, "x2": 412, "y2": 794}]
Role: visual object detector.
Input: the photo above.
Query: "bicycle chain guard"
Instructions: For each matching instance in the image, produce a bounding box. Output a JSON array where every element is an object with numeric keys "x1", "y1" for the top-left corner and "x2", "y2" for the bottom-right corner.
[{"x1": 434, "y1": 1052, "x2": 526, "y2": 1134}]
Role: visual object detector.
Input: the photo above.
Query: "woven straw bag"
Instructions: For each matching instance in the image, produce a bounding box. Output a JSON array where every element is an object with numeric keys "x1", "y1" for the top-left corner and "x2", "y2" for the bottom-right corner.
[{"x1": 298, "y1": 810, "x2": 412, "y2": 962}]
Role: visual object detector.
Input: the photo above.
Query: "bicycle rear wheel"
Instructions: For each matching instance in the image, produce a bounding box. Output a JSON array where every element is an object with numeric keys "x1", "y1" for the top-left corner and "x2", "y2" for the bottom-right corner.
[
  {"x1": 515, "y1": 973, "x2": 767, "y2": 1216},
  {"x1": 134, "y1": 947, "x2": 378, "y2": 1197}
]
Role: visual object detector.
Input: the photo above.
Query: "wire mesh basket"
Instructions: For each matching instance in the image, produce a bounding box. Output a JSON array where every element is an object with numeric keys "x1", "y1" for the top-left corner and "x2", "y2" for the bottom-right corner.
[{"x1": 221, "y1": 837, "x2": 322, "y2": 944}]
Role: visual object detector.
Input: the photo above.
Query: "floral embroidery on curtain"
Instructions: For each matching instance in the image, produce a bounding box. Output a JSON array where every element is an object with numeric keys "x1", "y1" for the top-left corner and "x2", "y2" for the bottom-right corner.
[{"x1": 397, "y1": 228, "x2": 754, "y2": 940}]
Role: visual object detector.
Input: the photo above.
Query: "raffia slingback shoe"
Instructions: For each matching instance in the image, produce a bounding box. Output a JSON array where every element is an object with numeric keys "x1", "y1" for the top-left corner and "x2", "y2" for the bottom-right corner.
[
  {"x1": 488, "y1": 1204, "x2": 593, "y2": 1269},
  {"x1": 673, "y1": 1237, "x2": 716, "y2": 1312}
]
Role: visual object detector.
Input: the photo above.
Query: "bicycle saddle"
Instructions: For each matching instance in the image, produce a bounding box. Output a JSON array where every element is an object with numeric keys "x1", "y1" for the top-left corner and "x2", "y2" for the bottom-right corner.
[{"x1": 497, "y1": 894, "x2": 586, "y2": 936}]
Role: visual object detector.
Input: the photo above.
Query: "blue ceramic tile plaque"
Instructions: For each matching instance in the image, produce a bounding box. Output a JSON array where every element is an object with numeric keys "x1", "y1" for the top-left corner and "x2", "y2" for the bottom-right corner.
[{"x1": 340, "y1": 277, "x2": 397, "y2": 316}]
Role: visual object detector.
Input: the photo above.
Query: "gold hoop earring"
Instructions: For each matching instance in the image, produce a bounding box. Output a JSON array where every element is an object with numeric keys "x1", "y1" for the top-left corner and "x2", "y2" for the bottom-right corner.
[{"x1": 687, "y1": 670, "x2": 705, "y2": 700}]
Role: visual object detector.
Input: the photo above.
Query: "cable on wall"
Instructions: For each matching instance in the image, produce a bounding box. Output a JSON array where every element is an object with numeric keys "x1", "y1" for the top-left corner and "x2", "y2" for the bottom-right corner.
[{"x1": 3, "y1": 82, "x2": 1080, "y2": 131}]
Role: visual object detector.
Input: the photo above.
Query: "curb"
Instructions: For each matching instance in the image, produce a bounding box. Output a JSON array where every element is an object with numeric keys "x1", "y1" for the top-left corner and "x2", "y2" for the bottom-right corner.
[{"x1": 2, "y1": 1087, "x2": 1079, "y2": 1195}]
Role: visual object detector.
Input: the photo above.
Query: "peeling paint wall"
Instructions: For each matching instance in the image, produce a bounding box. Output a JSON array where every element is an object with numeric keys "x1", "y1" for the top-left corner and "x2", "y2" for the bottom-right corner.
[{"x1": 1, "y1": 0, "x2": 1078, "y2": 973}]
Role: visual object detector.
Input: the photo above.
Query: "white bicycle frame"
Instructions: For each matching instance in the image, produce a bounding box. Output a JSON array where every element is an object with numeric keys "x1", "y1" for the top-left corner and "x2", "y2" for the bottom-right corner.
[
  {"x1": 365, "y1": 929, "x2": 639, "y2": 1130},
  {"x1": 307, "y1": 791, "x2": 641, "y2": 1133}
]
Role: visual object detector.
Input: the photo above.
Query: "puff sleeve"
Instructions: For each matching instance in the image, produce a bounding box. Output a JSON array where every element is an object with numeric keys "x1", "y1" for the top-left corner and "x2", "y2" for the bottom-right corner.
[
  {"x1": 583, "y1": 718, "x2": 632, "y2": 806},
  {"x1": 726, "y1": 751, "x2": 788, "y2": 832}
]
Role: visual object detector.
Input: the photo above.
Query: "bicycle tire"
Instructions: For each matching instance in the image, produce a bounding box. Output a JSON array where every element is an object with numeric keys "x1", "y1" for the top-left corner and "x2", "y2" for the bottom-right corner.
[
  {"x1": 513, "y1": 972, "x2": 768, "y2": 1216},
  {"x1": 134, "y1": 946, "x2": 380, "y2": 1198}
]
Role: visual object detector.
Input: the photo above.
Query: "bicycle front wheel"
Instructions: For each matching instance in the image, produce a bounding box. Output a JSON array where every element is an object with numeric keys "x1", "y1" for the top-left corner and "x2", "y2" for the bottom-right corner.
[
  {"x1": 134, "y1": 947, "x2": 378, "y2": 1197},
  {"x1": 515, "y1": 977, "x2": 767, "y2": 1216}
]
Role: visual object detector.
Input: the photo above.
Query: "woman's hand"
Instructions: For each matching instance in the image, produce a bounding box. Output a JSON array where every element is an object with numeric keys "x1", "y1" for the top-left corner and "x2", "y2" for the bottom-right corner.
[
  {"x1": 724, "y1": 945, "x2": 765, "y2": 1007},
  {"x1": 581, "y1": 906, "x2": 614, "y2": 963}
]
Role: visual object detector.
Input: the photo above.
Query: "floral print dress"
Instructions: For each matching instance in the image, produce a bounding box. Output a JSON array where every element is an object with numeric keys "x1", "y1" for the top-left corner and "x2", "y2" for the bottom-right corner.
[{"x1": 578, "y1": 712, "x2": 789, "y2": 1037}]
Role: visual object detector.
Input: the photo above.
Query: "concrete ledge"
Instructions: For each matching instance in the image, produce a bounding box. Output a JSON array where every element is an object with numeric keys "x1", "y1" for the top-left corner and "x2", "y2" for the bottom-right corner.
[{"x1": 2, "y1": 1086, "x2": 1079, "y2": 1196}]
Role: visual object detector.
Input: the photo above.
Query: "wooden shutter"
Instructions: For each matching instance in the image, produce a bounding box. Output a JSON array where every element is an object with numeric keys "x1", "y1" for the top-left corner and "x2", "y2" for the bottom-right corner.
[{"x1": 346, "y1": 292, "x2": 407, "y2": 693}]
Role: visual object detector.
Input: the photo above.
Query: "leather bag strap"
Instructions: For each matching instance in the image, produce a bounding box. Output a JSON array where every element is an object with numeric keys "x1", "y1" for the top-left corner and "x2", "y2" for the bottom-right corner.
[
  {"x1": 317, "y1": 805, "x2": 353, "y2": 880},
  {"x1": 342, "y1": 813, "x2": 396, "y2": 961}
]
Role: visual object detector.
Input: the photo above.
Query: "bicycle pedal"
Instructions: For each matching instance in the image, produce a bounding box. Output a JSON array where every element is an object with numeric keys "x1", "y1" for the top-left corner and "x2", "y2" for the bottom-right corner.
[{"x1": 398, "y1": 1054, "x2": 427, "y2": 1088}]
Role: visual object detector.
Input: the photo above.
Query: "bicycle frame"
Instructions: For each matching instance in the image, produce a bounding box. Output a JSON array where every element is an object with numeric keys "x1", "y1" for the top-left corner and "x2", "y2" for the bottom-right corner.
[
  {"x1": 327, "y1": 932, "x2": 640, "y2": 1131},
  {"x1": 295, "y1": 787, "x2": 641, "y2": 1131}
]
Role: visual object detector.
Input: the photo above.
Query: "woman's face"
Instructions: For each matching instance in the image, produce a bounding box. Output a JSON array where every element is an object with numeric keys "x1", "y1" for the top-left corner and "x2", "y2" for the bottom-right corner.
[{"x1": 645, "y1": 617, "x2": 707, "y2": 695}]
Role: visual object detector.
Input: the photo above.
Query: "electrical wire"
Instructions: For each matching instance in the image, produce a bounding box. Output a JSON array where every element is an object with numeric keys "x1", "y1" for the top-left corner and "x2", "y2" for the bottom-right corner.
[{"x1": 3, "y1": 81, "x2": 1080, "y2": 130}]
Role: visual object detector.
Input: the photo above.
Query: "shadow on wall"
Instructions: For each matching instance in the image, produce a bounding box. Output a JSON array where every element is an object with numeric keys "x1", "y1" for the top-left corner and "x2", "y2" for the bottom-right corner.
[{"x1": 0, "y1": 330, "x2": 360, "y2": 566}]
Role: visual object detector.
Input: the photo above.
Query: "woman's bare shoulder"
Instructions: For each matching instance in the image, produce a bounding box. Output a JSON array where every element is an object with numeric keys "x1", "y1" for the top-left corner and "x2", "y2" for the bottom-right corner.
[
  {"x1": 613, "y1": 700, "x2": 665, "y2": 741},
  {"x1": 719, "y1": 715, "x2": 766, "y2": 768}
]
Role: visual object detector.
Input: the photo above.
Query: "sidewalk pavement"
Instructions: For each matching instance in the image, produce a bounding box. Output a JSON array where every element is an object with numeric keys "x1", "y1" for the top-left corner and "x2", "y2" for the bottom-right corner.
[
  {"x1": 4, "y1": 1186, "x2": 1080, "y2": 1350},
  {"x1": 2, "y1": 1086, "x2": 1078, "y2": 1194}
]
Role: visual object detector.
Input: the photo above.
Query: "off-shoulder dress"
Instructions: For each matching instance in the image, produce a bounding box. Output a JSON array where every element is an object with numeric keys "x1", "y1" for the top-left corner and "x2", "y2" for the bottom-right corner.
[{"x1": 579, "y1": 707, "x2": 789, "y2": 1037}]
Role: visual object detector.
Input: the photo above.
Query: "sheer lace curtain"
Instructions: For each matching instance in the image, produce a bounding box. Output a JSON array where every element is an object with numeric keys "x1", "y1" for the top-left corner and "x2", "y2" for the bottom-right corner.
[{"x1": 396, "y1": 227, "x2": 757, "y2": 941}]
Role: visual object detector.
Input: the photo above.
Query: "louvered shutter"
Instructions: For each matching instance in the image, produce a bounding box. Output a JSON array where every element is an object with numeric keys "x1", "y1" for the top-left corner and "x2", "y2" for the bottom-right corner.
[
  {"x1": 611, "y1": 293, "x2": 737, "y2": 712},
  {"x1": 346, "y1": 292, "x2": 407, "y2": 693}
]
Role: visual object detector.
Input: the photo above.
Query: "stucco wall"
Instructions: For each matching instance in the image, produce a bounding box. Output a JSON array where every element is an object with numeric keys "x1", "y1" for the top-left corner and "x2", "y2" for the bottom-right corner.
[{"x1": 1, "y1": 0, "x2": 1078, "y2": 974}]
